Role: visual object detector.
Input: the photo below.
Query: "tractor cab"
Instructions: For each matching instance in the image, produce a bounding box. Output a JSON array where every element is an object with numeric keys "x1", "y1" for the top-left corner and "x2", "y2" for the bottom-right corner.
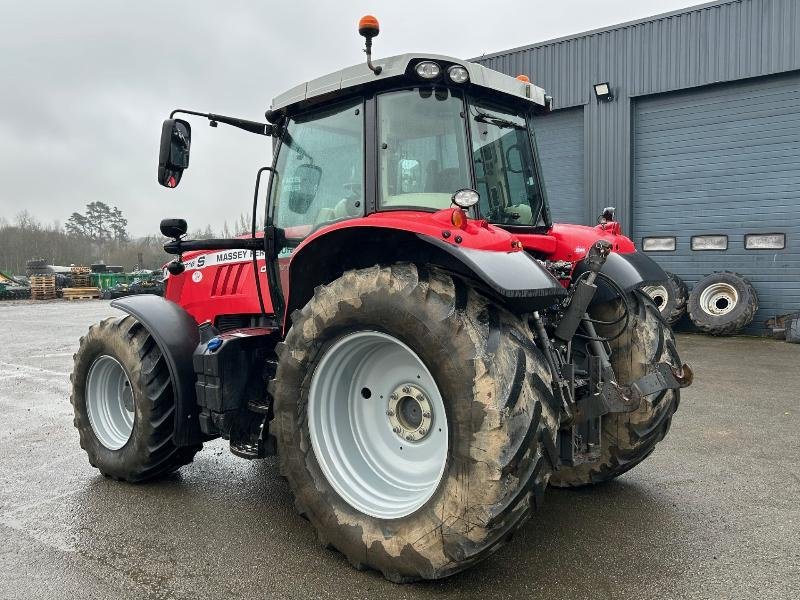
[{"x1": 267, "y1": 53, "x2": 552, "y2": 249}]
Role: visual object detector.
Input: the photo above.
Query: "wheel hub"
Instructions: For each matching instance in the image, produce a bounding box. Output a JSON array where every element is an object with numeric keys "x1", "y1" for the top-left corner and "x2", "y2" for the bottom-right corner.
[
  {"x1": 387, "y1": 384, "x2": 433, "y2": 442},
  {"x1": 699, "y1": 282, "x2": 738, "y2": 316},
  {"x1": 643, "y1": 284, "x2": 668, "y2": 310},
  {"x1": 86, "y1": 354, "x2": 135, "y2": 451},
  {"x1": 307, "y1": 331, "x2": 448, "y2": 520}
]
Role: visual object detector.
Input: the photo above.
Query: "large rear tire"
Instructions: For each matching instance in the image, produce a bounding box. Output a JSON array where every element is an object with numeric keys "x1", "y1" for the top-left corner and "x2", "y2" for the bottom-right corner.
[
  {"x1": 551, "y1": 290, "x2": 681, "y2": 487},
  {"x1": 270, "y1": 264, "x2": 560, "y2": 581},
  {"x1": 71, "y1": 315, "x2": 201, "y2": 482}
]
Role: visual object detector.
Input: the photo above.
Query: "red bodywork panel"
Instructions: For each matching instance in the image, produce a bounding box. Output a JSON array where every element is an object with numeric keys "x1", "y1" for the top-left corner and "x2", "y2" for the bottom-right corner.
[
  {"x1": 518, "y1": 221, "x2": 635, "y2": 262},
  {"x1": 164, "y1": 209, "x2": 635, "y2": 326},
  {"x1": 164, "y1": 241, "x2": 273, "y2": 325}
]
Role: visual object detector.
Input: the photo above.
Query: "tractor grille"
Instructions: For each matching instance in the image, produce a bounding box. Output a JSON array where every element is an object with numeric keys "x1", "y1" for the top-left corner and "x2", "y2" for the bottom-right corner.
[{"x1": 211, "y1": 263, "x2": 247, "y2": 296}]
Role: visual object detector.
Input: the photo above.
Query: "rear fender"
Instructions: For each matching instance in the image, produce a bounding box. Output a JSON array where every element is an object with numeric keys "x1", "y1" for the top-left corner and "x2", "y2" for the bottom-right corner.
[
  {"x1": 284, "y1": 226, "x2": 567, "y2": 324},
  {"x1": 111, "y1": 295, "x2": 202, "y2": 446},
  {"x1": 573, "y1": 251, "x2": 669, "y2": 303}
]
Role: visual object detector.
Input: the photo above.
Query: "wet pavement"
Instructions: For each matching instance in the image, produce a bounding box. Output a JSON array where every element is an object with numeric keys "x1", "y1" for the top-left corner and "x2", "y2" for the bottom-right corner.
[{"x1": 0, "y1": 299, "x2": 798, "y2": 600}]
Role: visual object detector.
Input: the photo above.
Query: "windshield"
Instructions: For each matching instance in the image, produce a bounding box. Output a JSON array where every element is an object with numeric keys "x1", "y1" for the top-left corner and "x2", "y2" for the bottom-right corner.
[
  {"x1": 469, "y1": 100, "x2": 545, "y2": 227},
  {"x1": 377, "y1": 89, "x2": 471, "y2": 210}
]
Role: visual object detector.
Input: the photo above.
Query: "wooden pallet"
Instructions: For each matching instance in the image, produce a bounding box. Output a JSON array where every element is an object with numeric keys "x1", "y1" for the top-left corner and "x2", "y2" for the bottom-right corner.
[
  {"x1": 71, "y1": 274, "x2": 91, "y2": 288},
  {"x1": 62, "y1": 287, "x2": 100, "y2": 300},
  {"x1": 30, "y1": 275, "x2": 57, "y2": 300},
  {"x1": 70, "y1": 266, "x2": 92, "y2": 288}
]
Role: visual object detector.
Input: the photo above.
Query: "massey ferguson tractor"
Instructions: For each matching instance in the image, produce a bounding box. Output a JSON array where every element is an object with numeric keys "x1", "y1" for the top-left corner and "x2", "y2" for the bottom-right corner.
[{"x1": 71, "y1": 16, "x2": 692, "y2": 582}]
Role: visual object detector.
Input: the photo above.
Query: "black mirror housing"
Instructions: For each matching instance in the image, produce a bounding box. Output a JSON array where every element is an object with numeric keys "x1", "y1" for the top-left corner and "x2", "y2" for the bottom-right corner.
[
  {"x1": 160, "y1": 218, "x2": 188, "y2": 239},
  {"x1": 158, "y1": 119, "x2": 191, "y2": 188}
]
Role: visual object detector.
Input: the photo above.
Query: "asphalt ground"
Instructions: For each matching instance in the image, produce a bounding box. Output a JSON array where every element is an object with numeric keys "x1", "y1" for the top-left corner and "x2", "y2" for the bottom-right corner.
[{"x1": 0, "y1": 299, "x2": 798, "y2": 600}]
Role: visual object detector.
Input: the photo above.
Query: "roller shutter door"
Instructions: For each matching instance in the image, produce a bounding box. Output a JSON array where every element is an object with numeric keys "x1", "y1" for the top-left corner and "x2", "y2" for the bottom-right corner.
[
  {"x1": 533, "y1": 107, "x2": 585, "y2": 224},
  {"x1": 633, "y1": 73, "x2": 800, "y2": 332}
]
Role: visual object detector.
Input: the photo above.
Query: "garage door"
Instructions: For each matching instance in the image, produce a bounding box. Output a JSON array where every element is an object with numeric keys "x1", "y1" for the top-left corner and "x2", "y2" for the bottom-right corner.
[
  {"x1": 633, "y1": 73, "x2": 800, "y2": 332},
  {"x1": 533, "y1": 107, "x2": 585, "y2": 224}
]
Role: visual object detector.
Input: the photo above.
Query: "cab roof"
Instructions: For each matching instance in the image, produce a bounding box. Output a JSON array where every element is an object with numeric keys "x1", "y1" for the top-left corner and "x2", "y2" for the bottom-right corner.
[{"x1": 270, "y1": 53, "x2": 548, "y2": 113}]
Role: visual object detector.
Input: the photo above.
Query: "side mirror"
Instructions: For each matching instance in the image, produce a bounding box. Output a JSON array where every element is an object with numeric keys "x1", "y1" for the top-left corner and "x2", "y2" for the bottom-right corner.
[
  {"x1": 287, "y1": 164, "x2": 322, "y2": 214},
  {"x1": 599, "y1": 206, "x2": 616, "y2": 223},
  {"x1": 160, "y1": 218, "x2": 188, "y2": 239},
  {"x1": 158, "y1": 119, "x2": 191, "y2": 188}
]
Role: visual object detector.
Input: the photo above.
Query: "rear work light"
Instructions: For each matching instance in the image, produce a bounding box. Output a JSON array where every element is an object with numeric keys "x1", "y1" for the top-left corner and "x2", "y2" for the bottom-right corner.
[
  {"x1": 447, "y1": 66, "x2": 469, "y2": 83},
  {"x1": 415, "y1": 61, "x2": 441, "y2": 79}
]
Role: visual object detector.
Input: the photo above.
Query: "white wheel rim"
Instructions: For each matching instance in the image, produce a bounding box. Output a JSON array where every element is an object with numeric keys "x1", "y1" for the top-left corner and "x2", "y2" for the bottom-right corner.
[
  {"x1": 308, "y1": 331, "x2": 448, "y2": 520},
  {"x1": 699, "y1": 282, "x2": 739, "y2": 317},
  {"x1": 86, "y1": 355, "x2": 135, "y2": 450},
  {"x1": 643, "y1": 284, "x2": 669, "y2": 311}
]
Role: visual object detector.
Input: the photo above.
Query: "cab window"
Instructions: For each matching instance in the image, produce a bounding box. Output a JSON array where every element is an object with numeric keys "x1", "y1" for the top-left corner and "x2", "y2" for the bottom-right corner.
[
  {"x1": 468, "y1": 100, "x2": 545, "y2": 227},
  {"x1": 271, "y1": 100, "x2": 364, "y2": 241},
  {"x1": 377, "y1": 89, "x2": 471, "y2": 210}
]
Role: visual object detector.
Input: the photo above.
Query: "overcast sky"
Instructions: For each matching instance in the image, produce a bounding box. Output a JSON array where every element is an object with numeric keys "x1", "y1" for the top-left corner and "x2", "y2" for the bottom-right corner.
[{"x1": 0, "y1": 0, "x2": 703, "y2": 236}]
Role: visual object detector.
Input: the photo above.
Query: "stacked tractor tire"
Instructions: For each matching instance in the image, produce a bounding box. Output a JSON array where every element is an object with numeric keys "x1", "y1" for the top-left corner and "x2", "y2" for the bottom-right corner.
[{"x1": 643, "y1": 270, "x2": 758, "y2": 336}]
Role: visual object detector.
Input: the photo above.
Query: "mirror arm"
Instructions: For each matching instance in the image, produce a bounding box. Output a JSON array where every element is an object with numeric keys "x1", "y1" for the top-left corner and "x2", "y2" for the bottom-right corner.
[
  {"x1": 163, "y1": 237, "x2": 264, "y2": 256},
  {"x1": 169, "y1": 109, "x2": 273, "y2": 136}
]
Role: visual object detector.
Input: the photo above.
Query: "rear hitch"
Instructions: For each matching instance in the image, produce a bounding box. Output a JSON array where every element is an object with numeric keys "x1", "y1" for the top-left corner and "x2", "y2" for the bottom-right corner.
[{"x1": 627, "y1": 361, "x2": 694, "y2": 406}]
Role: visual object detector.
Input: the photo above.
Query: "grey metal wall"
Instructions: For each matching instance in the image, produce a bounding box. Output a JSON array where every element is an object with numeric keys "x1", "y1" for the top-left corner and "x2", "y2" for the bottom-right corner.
[
  {"x1": 474, "y1": 0, "x2": 800, "y2": 232},
  {"x1": 532, "y1": 108, "x2": 585, "y2": 224},
  {"x1": 632, "y1": 71, "x2": 800, "y2": 331}
]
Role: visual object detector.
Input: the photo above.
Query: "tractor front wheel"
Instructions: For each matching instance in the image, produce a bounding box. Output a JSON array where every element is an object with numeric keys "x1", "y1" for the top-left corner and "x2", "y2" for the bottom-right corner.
[
  {"x1": 270, "y1": 264, "x2": 560, "y2": 581},
  {"x1": 71, "y1": 315, "x2": 200, "y2": 482}
]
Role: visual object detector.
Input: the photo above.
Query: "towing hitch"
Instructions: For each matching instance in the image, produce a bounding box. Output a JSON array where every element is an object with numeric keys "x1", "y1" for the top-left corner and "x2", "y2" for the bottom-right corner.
[
  {"x1": 628, "y1": 362, "x2": 693, "y2": 405},
  {"x1": 576, "y1": 358, "x2": 693, "y2": 418}
]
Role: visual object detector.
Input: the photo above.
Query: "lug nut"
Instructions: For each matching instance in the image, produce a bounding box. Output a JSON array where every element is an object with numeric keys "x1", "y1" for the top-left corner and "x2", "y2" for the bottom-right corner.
[
  {"x1": 402, "y1": 386, "x2": 410, "y2": 393},
  {"x1": 386, "y1": 409, "x2": 394, "y2": 416},
  {"x1": 422, "y1": 411, "x2": 431, "y2": 418},
  {"x1": 419, "y1": 428, "x2": 427, "y2": 436},
  {"x1": 392, "y1": 426, "x2": 401, "y2": 434},
  {"x1": 390, "y1": 393, "x2": 398, "y2": 400},
  {"x1": 405, "y1": 435, "x2": 415, "y2": 441}
]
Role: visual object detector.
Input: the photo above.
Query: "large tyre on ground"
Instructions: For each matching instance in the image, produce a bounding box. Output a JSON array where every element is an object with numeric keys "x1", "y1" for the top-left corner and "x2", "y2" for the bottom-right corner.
[
  {"x1": 71, "y1": 315, "x2": 201, "y2": 482},
  {"x1": 551, "y1": 290, "x2": 681, "y2": 487},
  {"x1": 642, "y1": 271, "x2": 687, "y2": 325},
  {"x1": 270, "y1": 264, "x2": 560, "y2": 581},
  {"x1": 688, "y1": 271, "x2": 758, "y2": 335}
]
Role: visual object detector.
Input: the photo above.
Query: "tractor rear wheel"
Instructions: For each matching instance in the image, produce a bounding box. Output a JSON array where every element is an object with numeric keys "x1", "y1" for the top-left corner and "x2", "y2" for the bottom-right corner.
[
  {"x1": 551, "y1": 290, "x2": 681, "y2": 487},
  {"x1": 270, "y1": 264, "x2": 560, "y2": 581},
  {"x1": 71, "y1": 315, "x2": 201, "y2": 482}
]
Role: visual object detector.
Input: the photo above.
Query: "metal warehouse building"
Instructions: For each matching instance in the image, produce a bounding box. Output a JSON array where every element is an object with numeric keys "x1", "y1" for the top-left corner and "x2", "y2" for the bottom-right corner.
[{"x1": 475, "y1": 0, "x2": 800, "y2": 333}]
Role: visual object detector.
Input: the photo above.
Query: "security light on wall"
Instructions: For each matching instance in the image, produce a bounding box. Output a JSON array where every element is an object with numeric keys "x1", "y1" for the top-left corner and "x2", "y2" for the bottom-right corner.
[{"x1": 594, "y1": 82, "x2": 614, "y2": 102}]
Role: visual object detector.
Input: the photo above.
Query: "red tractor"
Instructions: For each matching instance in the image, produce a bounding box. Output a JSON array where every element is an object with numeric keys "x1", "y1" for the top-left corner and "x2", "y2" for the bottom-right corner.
[{"x1": 71, "y1": 17, "x2": 692, "y2": 582}]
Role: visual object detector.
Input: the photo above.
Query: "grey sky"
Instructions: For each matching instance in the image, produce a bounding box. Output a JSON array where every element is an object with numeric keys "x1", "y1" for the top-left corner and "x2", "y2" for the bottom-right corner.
[{"x1": 1, "y1": 0, "x2": 703, "y2": 236}]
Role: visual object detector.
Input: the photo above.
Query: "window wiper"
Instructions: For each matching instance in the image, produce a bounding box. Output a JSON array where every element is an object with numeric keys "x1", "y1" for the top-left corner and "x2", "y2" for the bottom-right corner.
[{"x1": 473, "y1": 111, "x2": 524, "y2": 129}]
